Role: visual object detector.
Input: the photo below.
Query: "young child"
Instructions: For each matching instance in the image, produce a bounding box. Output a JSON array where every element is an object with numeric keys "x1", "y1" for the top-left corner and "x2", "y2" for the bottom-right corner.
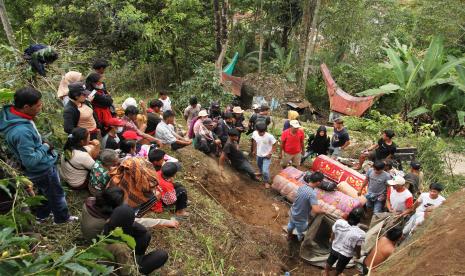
[
  {"x1": 251, "y1": 122, "x2": 276, "y2": 188},
  {"x1": 159, "y1": 91, "x2": 172, "y2": 112},
  {"x1": 325, "y1": 207, "x2": 365, "y2": 276}
]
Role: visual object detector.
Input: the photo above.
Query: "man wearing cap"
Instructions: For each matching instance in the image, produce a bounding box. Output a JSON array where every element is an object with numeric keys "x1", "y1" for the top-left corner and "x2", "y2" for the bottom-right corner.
[
  {"x1": 63, "y1": 82, "x2": 100, "y2": 139},
  {"x1": 247, "y1": 104, "x2": 271, "y2": 134},
  {"x1": 195, "y1": 118, "x2": 221, "y2": 156},
  {"x1": 156, "y1": 110, "x2": 192, "y2": 150},
  {"x1": 330, "y1": 118, "x2": 350, "y2": 158},
  {"x1": 404, "y1": 161, "x2": 423, "y2": 199},
  {"x1": 280, "y1": 120, "x2": 305, "y2": 168},
  {"x1": 386, "y1": 176, "x2": 413, "y2": 215},
  {"x1": 232, "y1": 106, "x2": 246, "y2": 139},
  {"x1": 102, "y1": 118, "x2": 125, "y2": 150}
]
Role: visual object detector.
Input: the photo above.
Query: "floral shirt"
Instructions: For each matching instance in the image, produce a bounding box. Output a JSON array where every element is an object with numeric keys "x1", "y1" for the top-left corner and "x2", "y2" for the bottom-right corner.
[{"x1": 89, "y1": 160, "x2": 110, "y2": 192}]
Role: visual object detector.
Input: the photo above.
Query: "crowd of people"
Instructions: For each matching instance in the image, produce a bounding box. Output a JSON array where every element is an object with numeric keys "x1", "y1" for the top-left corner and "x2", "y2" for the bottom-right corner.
[{"x1": 0, "y1": 56, "x2": 448, "y2": 275}]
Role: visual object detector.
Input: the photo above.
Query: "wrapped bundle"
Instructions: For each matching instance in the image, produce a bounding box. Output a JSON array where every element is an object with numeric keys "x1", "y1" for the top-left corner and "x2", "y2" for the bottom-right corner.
[
  {"x1": 312, "y1": 155, "x2": 367, "y2": 194},
  {"x1": 315, "y1": 188, "x2": 363, "y2": 215}
]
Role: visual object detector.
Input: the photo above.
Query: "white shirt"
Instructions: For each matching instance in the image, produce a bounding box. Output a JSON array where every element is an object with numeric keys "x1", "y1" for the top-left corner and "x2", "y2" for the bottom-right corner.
[
  {"x1": 252, "y1": 131, "x2": 276, "y2": 157},
  {"x1": 331, "y1": 219, "x2": 366, "y2": 257},
  {"x1": 416, "y1": 192, "x2": 446, "y2": 214},
  {"x1": 160, "y1": 97, "x2": 172, "y2": 112},
  {"x1": 389, "y1": 187, "x2": 413, "y2": 212}
]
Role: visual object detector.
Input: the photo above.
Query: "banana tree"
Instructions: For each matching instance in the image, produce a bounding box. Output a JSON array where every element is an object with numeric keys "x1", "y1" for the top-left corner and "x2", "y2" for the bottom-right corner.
[{"x1": 357, "y1": 37, "x2": 465, "y2": 123}]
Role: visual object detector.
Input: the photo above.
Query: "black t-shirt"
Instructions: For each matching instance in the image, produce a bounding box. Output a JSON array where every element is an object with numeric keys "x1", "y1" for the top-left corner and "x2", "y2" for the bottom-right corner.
[
  {"x1": 331, "y1": 127, "x2": 350, "y2": 147},
  {"x1": 146, "y1": 112, "x2": 161, "y2": 135},
  {"x1": 223, "y1": 140, "x2": 246, "y2": 166},
  {"x1": 375, "y1": 138, "x2": 397, "y2": 160}
]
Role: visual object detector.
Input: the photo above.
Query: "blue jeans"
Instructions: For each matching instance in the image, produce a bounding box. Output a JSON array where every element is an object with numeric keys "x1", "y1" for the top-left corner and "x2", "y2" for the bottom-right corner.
[
  {"x1": 365, "y1": 193, "x2": 385, "y2": 214},
  {"x1": 287, "y1": 217, "x2": 308, "y2": 241},
  {"x1": 256, "y1": 156, "x2": 271, "y2": 183},
  {"x1": 27, "y1": 166, "x2": 70, "y2": 223}
]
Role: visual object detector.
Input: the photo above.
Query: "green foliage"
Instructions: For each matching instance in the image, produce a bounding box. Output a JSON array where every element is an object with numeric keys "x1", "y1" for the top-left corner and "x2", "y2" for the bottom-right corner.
[
  {"x1": 344, "y1": 110, "x2": 413, "y2": 139},
  {"x1": 172, "y1": 63, "x2": 233, "y2": 111},
  {"x1": 416, "y1": 136, "x2": 447, "y2": 185}
]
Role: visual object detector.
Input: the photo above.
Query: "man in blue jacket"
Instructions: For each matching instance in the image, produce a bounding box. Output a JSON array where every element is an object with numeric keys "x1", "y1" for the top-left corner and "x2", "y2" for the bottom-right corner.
[{"x1": 0, "y1": 87, "x2": 76, "y2": 224}]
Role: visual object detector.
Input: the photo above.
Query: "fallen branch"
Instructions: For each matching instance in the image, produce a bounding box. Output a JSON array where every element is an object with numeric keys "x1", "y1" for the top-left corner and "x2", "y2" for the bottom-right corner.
[{"x1": 195, "y1": 182, "x2": 222, "y2": 207}]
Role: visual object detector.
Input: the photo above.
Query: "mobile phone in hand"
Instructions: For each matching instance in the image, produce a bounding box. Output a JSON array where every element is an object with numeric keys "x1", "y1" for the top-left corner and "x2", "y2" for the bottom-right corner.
[{"x1": 88, "y1": 89, "x2": 97, "y2": 98}]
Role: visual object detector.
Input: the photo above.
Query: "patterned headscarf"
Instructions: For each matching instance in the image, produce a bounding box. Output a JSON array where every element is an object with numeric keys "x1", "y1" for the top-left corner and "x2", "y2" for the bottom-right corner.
[{"x1": 108, "y1": 157, "x2": 158, "y2": 208}]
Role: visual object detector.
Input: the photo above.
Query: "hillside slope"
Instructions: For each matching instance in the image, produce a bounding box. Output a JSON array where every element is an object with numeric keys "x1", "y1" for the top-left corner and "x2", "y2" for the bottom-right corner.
[{"x1": 375, "y1": 190, "x2": 465, "y2": 275}]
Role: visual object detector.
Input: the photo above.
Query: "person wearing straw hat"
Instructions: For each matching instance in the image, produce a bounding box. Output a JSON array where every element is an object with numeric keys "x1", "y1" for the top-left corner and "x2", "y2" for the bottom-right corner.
[
  {"x1": 232, "y1": 106, "x2": 246, "y2": 140},
  {"x1": 280, "y1": 120, "x2": 305, "y2": 168},
  {"x1": 386, "y1": 175, "x2": 413, "y2": 214}
]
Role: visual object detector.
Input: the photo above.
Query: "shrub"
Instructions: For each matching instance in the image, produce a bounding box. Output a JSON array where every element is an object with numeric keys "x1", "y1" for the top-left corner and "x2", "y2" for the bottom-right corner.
[{"x1": 344, "y1": 110, "x2": 413, "y2": 139}]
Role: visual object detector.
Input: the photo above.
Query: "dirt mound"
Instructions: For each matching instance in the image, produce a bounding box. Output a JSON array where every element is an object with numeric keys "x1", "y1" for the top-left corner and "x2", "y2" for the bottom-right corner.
[
  {"x1": 243, "y1": 73, "x2": 303, "y2": 104},
  {"x1": 375, "y1": 190, "x2": 465, "y2": 275}
]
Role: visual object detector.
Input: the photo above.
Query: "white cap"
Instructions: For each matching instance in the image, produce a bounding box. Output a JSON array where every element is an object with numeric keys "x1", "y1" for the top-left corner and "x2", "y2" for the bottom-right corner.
[
  {"x1": 388, "y1": 175, "x2": 406, "y2": 186},
  {"x1": 198, "y1": 110, "x2": 209, "y2": 117},
  {"x1": 122, "y1": 97, "x2": 137, "y2": 110},
  {"x1": 232, "y1": 106, "x2": 244, "y2": 113},
  {"x1": 289, "y1": 120, "x2": 302, "y2": 128},
  {"x1": 252, "y1": 104, "x2": 260, "y2": 110}
]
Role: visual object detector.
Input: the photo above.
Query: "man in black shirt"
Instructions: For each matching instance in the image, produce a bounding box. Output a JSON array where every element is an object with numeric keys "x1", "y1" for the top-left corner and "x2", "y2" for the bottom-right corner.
[
  {"x1": 354, "y1": 129, "x2": 397, "y2": 170},
  {"x1": 330, "y1": 118, "x2": 350, "y2": 157},
  {"x1": 219, "y1": 129, "x2": 259, "y2": 181},
  {"x1": 146, "y1": 100, "x2": 163, "y2": 136},
  {"x1": 247, "y1": 104, "x2": 271, "y2": 134}
]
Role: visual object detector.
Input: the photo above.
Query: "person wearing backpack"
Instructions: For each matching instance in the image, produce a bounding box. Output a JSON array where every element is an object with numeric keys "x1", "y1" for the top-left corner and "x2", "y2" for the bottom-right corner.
[{"x1": 0, "y1": 87, "x2": 77, "y2": 224}]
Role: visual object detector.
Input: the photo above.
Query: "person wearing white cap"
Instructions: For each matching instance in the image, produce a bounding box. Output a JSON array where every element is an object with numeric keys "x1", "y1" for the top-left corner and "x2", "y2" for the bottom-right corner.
[
  {"x1": 280, "y1": 119, "x2": 305, "y2": 168},
  {"x1": 192, "y1": 109, "x2": 209, "y2": 139},
  {"x1": 386, "y1": 175, "x2": 413, "y2": 214},
  {"x1": 122, "y1": 97, "x2": 137, "y2": 110},
  {"x1": 232, "y1": 106, "x2": 245, "y2": 140}
]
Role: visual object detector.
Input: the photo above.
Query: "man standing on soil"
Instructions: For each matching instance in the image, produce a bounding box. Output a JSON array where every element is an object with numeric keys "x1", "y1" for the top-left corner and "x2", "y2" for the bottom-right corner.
[
  {"x1": 0, "y1": 87, "x2": 77, "y2": 224},
  {"x1": 330, "y1": 118, "x2": 350, "y2": 158},
  {"x1": 362, "y1": 227, "x2": 403, "y2": 275},
  {"x1": 287, "y1": 172, "x2": 324, "y2": 241},
  {"x1": 219, "y1": 129, "x2": 259, "y2": 181},
  {"x1": 325, "y1": 207, "x2": 365, "y2": 276},
  {"x1": 280, "y1": 120, "x2": 305, "y2": 168},
  {"x1": 359, "y1": 161, "x2": 391, "y2": 214},
  {"x1": 251, "y1": 122, "x2": 276, "y2": 189}
]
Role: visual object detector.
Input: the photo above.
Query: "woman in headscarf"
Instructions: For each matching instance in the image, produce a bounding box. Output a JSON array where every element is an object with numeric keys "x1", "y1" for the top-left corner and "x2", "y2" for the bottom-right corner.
[
  {"x1": 283, "y1": 110, "x2": 299, "y2": 131},
  {"x1": 107, "y1": 157, "x2": 159, "y2": 216},
  {"x1": 57, "y1": 71, "x2": 82, "y2": 106},
  {"x1": 103, "y1": 205, "x2": 169, "y2": 275},
  {"x1": 301, "y1": 125, "x2": 330, "y2": 163},
  {"x1": 86, "y1": 72, "x2": 114, "y2": 134}
]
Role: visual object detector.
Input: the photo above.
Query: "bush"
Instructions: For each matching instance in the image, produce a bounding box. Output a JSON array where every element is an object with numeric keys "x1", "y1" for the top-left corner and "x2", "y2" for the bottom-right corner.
[
  {"x1": 171, "y1": 63, "x2": 233, "y2": 111},
  {"x1": 344, "y1": 110, "x2": 413, "y2": 139}
]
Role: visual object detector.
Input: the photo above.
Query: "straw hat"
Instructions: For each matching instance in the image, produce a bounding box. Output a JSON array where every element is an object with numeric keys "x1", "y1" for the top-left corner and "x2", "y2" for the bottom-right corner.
[{"x1": 232, "y1": 106, "x2": 244, "y2": 114}]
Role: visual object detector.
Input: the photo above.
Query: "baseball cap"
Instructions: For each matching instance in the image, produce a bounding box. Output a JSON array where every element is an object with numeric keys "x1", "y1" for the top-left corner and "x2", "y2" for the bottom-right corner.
[
  {"x1": 122, "y1": 130, "x2": 142, "y2": 141},
  {"x1": 252, "y1": 104, "x2": 260, "y2": 110},
  {"x1": 289, "y1": 120, "x2": 301, "y2": 128},
  {"x1": 388, "y1": 175, "x2": 406, "y2": 186},
  {"x1": 107, "y1": 118, "x2": 125, "y2": 127},
  {"x1": 410, "y1": 161, "x2": 421, "y2": 170},
  {"x1": 122, "y1": 97, "x2": 137, "y2": 110},
  {"x1": 198, "y1": 110, "x2": 209, "y2": 117},
  {"x1": 68, "y1": 82, "x2": 90, "y2": 95}
]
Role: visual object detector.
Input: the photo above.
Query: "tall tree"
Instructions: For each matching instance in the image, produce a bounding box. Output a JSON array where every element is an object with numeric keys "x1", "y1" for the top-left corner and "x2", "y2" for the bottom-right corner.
[
  {"x1": 214, "y1": 0, "x2": 222, "y2": 55},
  {"x1": 300, "y1": 0, "x2": 321, "y2": 92},
  {"x1": 215, "y1": 0, "x2": 229, "y2": 71},
  {"x1": 0, "y1": 0, "x2": 18, "y2": 52}
]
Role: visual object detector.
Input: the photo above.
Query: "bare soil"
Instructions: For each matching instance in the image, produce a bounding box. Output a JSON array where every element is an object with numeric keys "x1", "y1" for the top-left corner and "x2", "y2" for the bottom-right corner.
[
  {"x1": 375, "y1": 190, "x2": 465, "y2": 275},
  {"x1": 176, "y1": 147, "x2": 329, "y2": 274}
]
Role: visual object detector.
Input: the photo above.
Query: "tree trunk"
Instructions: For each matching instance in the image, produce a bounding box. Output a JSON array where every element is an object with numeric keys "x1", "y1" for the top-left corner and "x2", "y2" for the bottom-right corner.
[
  {"x1": 215, "y1": 0, "x2": 229, "y2": 72},
  {"x1": 281, "y1": 25, "x2": 289, "y2": 50},
  {"x1": 300, "y1": 0, "x2": 321, "y2": 93},
  {"x1": 298, "y1": 0, "x2": 314, "y2": 71},
  {"x1": 0, "y1": 0, "x2": 18, "y2": 52},
  {"x1": 213, "y1": 0, "x2": 222, "y2": 55},
  {"x1": 258, "y1": 0, "x2": 264, "y2": 73}
]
